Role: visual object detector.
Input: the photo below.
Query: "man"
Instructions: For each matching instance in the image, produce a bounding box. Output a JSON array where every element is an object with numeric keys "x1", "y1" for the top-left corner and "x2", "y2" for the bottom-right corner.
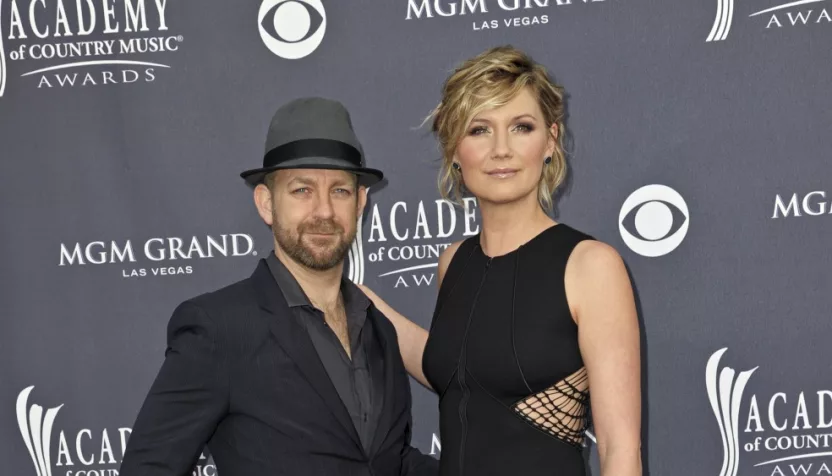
[{"x1": 120, "y1": 97, "x2": 438, "y2": 476}]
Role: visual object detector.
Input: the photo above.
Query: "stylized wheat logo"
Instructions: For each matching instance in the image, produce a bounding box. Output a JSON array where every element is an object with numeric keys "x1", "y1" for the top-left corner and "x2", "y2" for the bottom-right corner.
[
  {"x1": 707, "y1": 0, "x2": 736, "y2": 41},
  {"x1": 17, "y1": 386, "x2": 64, "y2": 476},
  {"x1": 706, "y1": 348, "x2": 758, "y2": 476}
]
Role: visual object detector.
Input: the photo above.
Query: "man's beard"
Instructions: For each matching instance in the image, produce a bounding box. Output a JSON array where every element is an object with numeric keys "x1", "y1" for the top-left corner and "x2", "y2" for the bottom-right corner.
[{"x1": 273, "y1": 215, "x2": 355, "y2": 271}]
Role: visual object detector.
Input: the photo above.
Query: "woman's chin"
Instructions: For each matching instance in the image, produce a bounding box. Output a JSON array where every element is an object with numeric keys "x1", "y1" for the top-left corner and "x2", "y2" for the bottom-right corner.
[{"x1": 471, "y1": 187, "x2": 537, "y2": 206}]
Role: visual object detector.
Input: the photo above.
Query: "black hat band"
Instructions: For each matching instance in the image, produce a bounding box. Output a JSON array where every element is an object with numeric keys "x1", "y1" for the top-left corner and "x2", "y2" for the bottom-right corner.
[{"x1": 263, "y1": 139, "x2": 362, "y2": 168}]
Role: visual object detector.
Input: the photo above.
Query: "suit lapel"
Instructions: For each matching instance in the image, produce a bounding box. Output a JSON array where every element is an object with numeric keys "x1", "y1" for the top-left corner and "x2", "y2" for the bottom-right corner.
[
  {"x1": 250, "y1": 260, "x2": 362, "y2": 449},
  {"x1": 367, "y1": 305, "x2": 401, "y2": 456}
]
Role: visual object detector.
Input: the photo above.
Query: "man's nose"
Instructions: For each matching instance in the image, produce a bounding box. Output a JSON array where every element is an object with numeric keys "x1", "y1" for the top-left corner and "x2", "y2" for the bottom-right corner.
[{"x1": 312, "y1": 192, "x2": 335, "y2": 219}]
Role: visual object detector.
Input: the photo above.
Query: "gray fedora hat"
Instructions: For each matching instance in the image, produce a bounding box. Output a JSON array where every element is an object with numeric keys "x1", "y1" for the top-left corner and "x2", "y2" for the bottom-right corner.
[{"x1": 240, "y1": 97, "x2": 384, "y2": 187}]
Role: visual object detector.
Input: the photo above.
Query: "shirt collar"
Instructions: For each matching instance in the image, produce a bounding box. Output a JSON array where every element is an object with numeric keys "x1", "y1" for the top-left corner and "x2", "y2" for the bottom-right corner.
[{"x1": 266, "y1": 251, "x2": 371, "y2": 315}]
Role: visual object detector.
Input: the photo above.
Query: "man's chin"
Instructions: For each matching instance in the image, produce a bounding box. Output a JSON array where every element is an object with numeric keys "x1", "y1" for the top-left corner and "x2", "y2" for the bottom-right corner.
[
  {"x1": 297, "y1": 244, "x2": 348, "y2": 270},
  {"x1": 307, "y1": 250, "x2": 340, "y2": 265},
  {"x1": 303, "y1": 256, "x2": 344, "y2": 271}
]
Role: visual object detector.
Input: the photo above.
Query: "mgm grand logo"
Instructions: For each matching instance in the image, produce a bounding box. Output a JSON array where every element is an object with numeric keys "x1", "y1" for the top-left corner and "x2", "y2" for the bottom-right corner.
[{"x1": 59, "y1": 233, "x2": 256, "y2": 278}]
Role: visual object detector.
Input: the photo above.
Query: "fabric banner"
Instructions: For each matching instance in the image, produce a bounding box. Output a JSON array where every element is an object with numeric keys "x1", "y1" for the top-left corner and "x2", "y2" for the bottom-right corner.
[{"x1": 1, "y1": 1, "x2": 830, "y2": 475}]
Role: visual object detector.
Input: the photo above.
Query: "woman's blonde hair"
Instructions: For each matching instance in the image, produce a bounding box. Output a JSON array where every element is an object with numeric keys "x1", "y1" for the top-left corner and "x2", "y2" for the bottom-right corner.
[{"x1": 427, "y1": 45, "x2": 567, "y2": 212}]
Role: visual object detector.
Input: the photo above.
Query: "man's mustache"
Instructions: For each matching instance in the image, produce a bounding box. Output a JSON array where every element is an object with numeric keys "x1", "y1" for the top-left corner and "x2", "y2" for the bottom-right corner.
[{"x1": 300, "y1": 219, "x2": 343, "y2": 235}]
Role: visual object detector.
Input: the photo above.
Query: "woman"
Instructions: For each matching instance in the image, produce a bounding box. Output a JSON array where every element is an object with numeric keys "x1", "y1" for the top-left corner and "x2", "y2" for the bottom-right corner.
[{"x1": 360, "y1": 45, "x2": 642, "y2": 476}]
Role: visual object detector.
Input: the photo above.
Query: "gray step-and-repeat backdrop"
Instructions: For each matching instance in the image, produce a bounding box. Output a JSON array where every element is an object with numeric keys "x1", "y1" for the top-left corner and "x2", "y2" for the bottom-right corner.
[{"x1": 1, "y1": 0, "x2": 830, "y2": 475}]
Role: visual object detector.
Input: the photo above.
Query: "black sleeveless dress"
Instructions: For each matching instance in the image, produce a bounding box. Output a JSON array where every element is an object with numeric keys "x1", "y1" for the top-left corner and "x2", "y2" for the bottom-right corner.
[{"x1": 422, "y1": 224, "x2": 594, "y2": 476}]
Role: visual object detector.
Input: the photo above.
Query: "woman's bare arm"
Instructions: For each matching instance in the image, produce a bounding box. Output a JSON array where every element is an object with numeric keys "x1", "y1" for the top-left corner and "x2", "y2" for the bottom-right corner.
[{"x1": 357, "y1": 241, "x2": 462, "y2": 390}]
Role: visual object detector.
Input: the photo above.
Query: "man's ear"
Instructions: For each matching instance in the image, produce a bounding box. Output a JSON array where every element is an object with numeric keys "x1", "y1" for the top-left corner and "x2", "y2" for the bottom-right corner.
[
  {"x1": 254, "y1": 183, "x2": 275, "y2": 226},
  {"x1": 357, "y1": 185, "x2": 368, "y2": 216}
]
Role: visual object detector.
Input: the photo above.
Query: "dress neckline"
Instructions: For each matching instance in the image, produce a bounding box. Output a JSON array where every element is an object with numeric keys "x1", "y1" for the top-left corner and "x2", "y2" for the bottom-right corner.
[{"x1": 475, "y1": 223, "x2": 564, "y2": 260}]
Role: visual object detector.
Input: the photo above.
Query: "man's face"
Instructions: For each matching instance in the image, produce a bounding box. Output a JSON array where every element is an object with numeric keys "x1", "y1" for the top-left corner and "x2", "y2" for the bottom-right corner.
[{"x1": 257, "y1": 169, "x2": 366, "y2": 271}]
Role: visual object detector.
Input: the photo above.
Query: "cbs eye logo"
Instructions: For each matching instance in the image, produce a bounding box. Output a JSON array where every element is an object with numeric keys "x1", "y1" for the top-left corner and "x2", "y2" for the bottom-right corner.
[
  {"x1": 619, "y1": 185, "x2": 689, "y2": 257},
  {"x1": 258, "y1": 0, "x2": 326, "y2": 59}
]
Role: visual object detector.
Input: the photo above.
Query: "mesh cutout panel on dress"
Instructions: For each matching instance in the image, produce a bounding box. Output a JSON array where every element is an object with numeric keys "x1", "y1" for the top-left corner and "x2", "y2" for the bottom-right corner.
[{"x1": 512, "y1": 367, "x2": 589, "y2": 447}]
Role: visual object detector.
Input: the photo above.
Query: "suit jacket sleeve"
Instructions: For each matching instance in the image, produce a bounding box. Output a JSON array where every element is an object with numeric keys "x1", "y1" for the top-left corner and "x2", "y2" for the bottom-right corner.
[
  {"x1": 120, "y1": 301, "x2": 229, "y2": 476},
  {"x1": 400, "y1": 432, "x2": 439, "y2": 476},
  {"x1": 399, "y1": 379, "x2": 439, "y2": 476}
]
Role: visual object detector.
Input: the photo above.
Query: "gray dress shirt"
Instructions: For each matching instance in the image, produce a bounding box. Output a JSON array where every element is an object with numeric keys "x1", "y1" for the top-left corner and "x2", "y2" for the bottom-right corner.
[{"x1": 266, "y1": 252, "x2": 382, "y2": 451}]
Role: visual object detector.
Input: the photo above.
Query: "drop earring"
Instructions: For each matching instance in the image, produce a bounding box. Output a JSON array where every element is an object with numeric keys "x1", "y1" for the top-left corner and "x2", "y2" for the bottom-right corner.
[
  {"x1": 452, "y1": 162, "x2": 461, "y2": 171},
  {"x1": 544, "y1": 156, "x2": 552, "y2": 165}
]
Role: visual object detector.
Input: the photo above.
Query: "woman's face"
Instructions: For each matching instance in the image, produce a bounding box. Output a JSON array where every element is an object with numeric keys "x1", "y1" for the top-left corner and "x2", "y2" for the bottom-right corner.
[{"x1": 454, "y1": 88, "x2": 556, "y2": 206}]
